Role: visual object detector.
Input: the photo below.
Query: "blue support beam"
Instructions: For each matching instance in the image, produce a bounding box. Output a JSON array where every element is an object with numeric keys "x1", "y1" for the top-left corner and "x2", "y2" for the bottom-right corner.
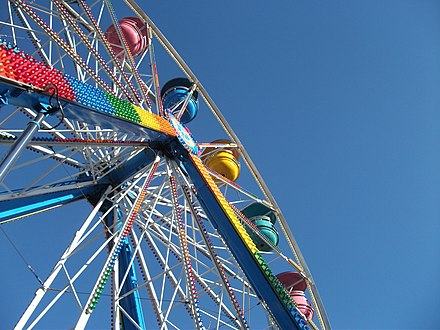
[
  {"x1": 102, "y1": 207, "x2": 146, "y2": 330},
  {"x1": 0, "y1": 181, "x2": 104, "y2": 223},
  {"x1": 0, "y1": 136, "x2": 159, "y2": 224},
  {"x1": 174, "y1": 142, "x2": 308, "y2": 330},
  {"x1": 106, "y1": 147, "x2": 158, "y2": 187},
  {"x1": 118, "y1": 238, "x2": 146, "y2": 330},
  {"x1": 0, "y1": 80, "x2": 175, "y2": 143}
]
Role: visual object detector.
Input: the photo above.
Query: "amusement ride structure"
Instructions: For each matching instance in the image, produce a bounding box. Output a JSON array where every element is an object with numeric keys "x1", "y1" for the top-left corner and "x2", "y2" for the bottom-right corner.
[{"x1": 0, "y1": 1, "x2": 330, "y2": 329}]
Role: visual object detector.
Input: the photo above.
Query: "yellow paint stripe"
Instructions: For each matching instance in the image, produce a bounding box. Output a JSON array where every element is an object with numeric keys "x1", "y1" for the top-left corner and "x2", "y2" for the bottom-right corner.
[
  {"x1": 190, "y1": 154, "x2": 259, "y2": 254},
  {"x1": 133, "y1": 106, "x2": 176, "y2": 136}
]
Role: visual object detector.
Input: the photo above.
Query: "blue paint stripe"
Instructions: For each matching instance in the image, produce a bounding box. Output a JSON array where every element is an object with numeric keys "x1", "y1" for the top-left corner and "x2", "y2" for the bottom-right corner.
[{"x1": 0, "y1": 194, "x2": 75, "y2": 219}]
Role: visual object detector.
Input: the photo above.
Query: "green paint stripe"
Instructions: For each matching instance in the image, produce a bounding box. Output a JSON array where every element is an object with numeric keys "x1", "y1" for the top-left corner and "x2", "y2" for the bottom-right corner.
[
  {"x1": 105, "y1": 92, "x2": 141, "y2": 123},
  {"x1": 254, "y1": 251, "x2": 297, "y2": 308}
]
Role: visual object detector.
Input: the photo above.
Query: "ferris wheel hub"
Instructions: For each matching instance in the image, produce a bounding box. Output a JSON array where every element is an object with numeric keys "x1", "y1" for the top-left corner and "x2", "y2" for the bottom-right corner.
[{"x1": 166, "y1": 110, "x2": 199, "y2": 155}]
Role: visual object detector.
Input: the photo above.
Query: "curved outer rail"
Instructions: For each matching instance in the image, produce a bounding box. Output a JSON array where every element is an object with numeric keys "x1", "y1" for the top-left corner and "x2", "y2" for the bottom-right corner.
[{"x1": 124, "y1": 1, "x2": 331, "y2": 328}]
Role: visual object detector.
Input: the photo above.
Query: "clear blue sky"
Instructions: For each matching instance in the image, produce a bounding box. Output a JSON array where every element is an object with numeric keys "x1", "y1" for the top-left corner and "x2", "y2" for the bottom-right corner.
[
  {"x1": 143, "y1": 1, "x2": 440, "y2": 328},
  {"x1": 1, "y1": 1, "x2": 440, "y2": 329}
]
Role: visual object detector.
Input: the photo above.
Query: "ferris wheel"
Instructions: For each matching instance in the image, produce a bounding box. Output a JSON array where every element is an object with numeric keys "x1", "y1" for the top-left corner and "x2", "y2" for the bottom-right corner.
[{"x1": 0, "y1": 1, "x2": 330, "y2": 329}]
